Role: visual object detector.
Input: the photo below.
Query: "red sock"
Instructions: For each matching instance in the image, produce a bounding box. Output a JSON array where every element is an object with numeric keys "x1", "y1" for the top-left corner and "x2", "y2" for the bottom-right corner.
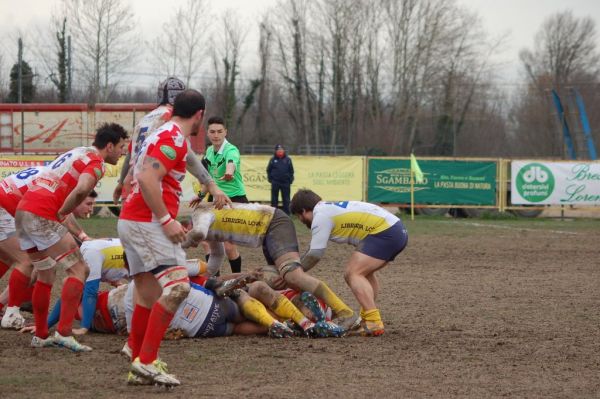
[
  {"x1": 0, "y1": 303, "x2": 4, "y2": 312},
  {"x1": 32, "y1": 281, "x2": 52, "y2": 339},
  {"x1": 0, "y1": 260, "x2": 9, "y2": 279},
  {"x1": 56, "y1": 277, "x2": 84, "y2": 337},
  {"x1": 8, "y1": 268, "x2": 30, "y2": 307},
  {"x1": 129, "y1": 304, "x2": 151, "y2": 360},
  {"x1": 139, "y1": 302, "x2": 175, "y2": 365}
]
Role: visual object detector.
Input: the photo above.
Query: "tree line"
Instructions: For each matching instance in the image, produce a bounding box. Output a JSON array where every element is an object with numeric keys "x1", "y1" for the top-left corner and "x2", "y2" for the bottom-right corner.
[{"x1": 0, "y1": 0, "x2": 599, "y2": 158}]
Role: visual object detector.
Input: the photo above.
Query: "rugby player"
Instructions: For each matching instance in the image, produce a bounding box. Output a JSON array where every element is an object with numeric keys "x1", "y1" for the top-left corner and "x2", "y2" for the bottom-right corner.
[
  {"x1": 290, "y1": 189, "x2": 409, "y2": 337},
  {"x1": 113, "y1": 76, "x2": 230, "y2": 209},
  {"x1": 183, "y1": 202, "x2": 358, "y2": 333},
  {"x1": 118, "y1": 89, "x2": 205, "y2": 387},
  {"x1": 15, "y1": 123, "x2": 128, "y2": 351}
]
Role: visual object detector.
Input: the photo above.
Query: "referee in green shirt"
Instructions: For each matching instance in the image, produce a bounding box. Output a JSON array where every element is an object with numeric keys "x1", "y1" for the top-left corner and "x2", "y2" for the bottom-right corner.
[{"x1": 203, "y1": 116, "x2": 248, "y2": 273}]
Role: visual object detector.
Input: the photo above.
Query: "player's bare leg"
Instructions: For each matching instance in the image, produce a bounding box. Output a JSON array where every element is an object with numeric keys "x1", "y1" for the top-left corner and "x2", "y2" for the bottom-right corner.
[{"x1": 344, "y1": 251, "x2": 387, "y2": 336}]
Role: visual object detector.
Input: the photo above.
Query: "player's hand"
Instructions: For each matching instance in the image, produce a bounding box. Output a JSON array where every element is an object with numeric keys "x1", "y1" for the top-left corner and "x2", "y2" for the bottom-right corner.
[
  {"x1": 271, "y1": 276, "x2": 287, "y2": 290},
  {"x1": 162, "y1": 219, "x2": 186, "y2": 243},
  {"x1": 219, "y1": 173, "x2": 233, "y2": 181},
  {"x1": 19, "y1": 325, "x2": 36, "y2": 334},
  {"x1": 211, "y1": 192, "x2": 231, "y2": 209},
  {"x1": 72, "y1": 327, "x2": 89, "y2": 336},
  {"x1": 112, "y1": 182, "x2": 123, "y2": 204}
]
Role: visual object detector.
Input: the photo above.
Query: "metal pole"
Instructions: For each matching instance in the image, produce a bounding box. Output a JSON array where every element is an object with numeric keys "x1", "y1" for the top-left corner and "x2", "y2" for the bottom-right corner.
[
  {"x1": 18, "y1": 37, "x2": 24, "y2": 155},
  {"x1": 67, "y1": 35, "x2": 72, "y2": 102}
]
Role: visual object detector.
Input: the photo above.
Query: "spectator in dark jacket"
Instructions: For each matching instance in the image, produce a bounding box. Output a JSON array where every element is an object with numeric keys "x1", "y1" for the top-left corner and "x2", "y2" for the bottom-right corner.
[{"x1": 266, "y1": 144, "x2": 294, "y2": 215}]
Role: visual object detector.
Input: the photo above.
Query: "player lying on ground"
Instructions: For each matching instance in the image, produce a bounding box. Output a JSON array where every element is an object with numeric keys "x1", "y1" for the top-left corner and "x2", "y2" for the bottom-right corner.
[
  {"x1": 290, "y1": 189, "x2": 409, "y2": 337},
  {"x1": 183, "y1": 202, "x2": 358, "y2": 332}
]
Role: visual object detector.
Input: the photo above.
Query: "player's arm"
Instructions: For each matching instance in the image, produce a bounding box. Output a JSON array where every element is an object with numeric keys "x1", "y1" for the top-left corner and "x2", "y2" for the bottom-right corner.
[
  {"x1": 113, "y1": 151, "x2": 132, "y2": 204},
  {"x1": 62, "y1": 214, "x2": 90, "y2": 242},
  {"x1": 220, "y1": 149, "x2": 239, "y2": 181},
  {"x1": 58, "y1": 173, "x2": 97, "y2": 220},
  {"x1": 186, "y1": 153, "x2": 231, "y2": 208},
  {"x1": 300, "y1": 217, "x2": 333, "y2": 272},
  {"x1": 136, "y1": 156, "x2": 186, "y2": 243}
]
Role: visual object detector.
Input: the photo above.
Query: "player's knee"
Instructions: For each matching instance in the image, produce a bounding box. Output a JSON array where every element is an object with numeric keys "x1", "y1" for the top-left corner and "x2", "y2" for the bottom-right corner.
[
  {"x1": 168, "y1": 281, "x2": 191, "y2": 302},
  {"x1": 247, "y1": 281, "x2": 271, "y2": 298},
  {"x1": 55, "y1": 248, "x2": 83, "y2": 271}
]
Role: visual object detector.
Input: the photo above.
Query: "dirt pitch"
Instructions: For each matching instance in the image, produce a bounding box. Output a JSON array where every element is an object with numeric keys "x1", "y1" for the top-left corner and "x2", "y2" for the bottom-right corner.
[{"x1": 1, "y1": 216, "x2": 599, "y2": 399}]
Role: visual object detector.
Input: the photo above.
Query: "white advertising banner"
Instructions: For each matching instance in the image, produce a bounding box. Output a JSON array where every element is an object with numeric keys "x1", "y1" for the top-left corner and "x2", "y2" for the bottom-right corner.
[{"x1": 511, "y1": 161, "x2": 600, "y2": 205}]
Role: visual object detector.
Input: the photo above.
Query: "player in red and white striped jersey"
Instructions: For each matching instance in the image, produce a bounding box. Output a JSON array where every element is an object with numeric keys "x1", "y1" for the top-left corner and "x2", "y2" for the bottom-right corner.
[
  {"x1": 15, "y1": 123, "x2": 128, "y2": 352},
  {"x1": 118, "y1": 89, "x2": 206, "y2": 387}
]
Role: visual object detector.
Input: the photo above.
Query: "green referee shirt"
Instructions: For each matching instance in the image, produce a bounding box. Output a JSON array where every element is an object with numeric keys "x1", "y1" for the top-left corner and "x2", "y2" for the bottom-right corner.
[{"x1": 204, "y1": 139, "x2": 246, "y2": 197}]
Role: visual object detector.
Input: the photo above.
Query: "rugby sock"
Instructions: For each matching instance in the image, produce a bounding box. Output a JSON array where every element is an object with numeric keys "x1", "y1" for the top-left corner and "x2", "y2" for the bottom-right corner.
[
  {"x1": 362, "y1": 308, "x2": 384, "y2": 329},
  {"x1": 271, "y1": 295, "x2": 312, "y2": 330},
  {"x1": 240, "y1": 297, "x2": 277, "y2": 328},
  {"x1": 313, "y1": 282, "x2": 353, "y2": 319},
  {"x1": 0, "y1": 260, "x2": 9, "y2": 279},
  {"x1": 229, "y1": 256, "x2": 242, "y2": 273},
  {"x1": 129, "y1": 304, "x2": 151, "y2": 360},
  {"x1": 0, "y1": 303, "x2": 3, "y2": 312},
  {"x1": 32, "y1": 280, "x2": 52, "y2": 339},
  {"x1": 7, "y1": 268, "x2": 29, "y2": 307},
  {"x1": 139, "y1": 302, "x2": 174, "y2": 365},
  {"x1": 57, "y1": 277, "x2": 84, "y2": 336}
]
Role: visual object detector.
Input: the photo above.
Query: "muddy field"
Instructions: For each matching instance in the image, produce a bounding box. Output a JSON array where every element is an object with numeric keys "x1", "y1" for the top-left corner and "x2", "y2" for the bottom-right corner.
[{"x1": 0, "y1": 216, "x2": 599, "y2": 399}]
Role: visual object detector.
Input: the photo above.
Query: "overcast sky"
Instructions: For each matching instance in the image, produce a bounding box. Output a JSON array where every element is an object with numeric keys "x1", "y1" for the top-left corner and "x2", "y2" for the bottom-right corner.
[{"x1": 0, "y1": 0, "x2": 599, "y2": 88}]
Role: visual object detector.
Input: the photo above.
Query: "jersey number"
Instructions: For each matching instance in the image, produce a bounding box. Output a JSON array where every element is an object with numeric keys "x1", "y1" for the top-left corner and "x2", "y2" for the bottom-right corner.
[
  {"x1": 52, "y1": 153, "x2": 73, "y2": 169},
  {"x1": 15, "y1": 168, "x2": 39, "y2": 180}
]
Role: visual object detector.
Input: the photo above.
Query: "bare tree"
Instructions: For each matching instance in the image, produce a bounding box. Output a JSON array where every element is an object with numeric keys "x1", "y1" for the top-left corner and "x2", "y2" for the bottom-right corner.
[
  {"x1": 64, "y1": 0, "x2": 138, "y2": 103},
  {"x1": 150, "y1": 0, "x2": 211, "y2": 86},
  {"x1": 210, "y1": 10, "x2": 247, "y2": 128}
]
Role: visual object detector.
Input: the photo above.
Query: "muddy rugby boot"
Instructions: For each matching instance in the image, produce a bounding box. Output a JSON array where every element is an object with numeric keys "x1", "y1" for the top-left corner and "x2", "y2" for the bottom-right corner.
[{"x1": 131, "y1": 357, "x2": 180, "y2": 387}]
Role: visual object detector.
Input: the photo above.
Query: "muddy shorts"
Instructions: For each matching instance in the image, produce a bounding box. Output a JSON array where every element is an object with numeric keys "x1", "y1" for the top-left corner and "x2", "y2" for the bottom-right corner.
[
  {"x1": 193, "y1": 294, "x2": 239, "y2": 338},
  {"x1": 357, "y1": 221, "x2": 408, "y2": 262},
  {"x1": 262, "y1": 209, "x2": 299, "y2": 265},
  {"x1": 0, "y1": 207, "x2": 15, "y2": 241},
  {"x1": 16, "y1": 211, "x2": 67, "y2": 251},
  {"x1": 117, "y1": 219, "x2": 187, "y2": 276}
]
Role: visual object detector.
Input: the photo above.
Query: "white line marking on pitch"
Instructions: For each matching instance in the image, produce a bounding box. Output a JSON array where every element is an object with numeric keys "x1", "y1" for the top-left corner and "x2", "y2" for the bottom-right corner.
[{"x1": 443, "y1": 221, "x2": 580, "y2": 235}]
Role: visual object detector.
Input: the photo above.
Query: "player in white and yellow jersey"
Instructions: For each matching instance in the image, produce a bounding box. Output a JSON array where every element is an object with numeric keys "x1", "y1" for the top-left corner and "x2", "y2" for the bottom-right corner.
[
  {"x1": 184, "y1": 202, "x2": 356, "y2": 333},
  {"x1": 290, "y1": 189, "x2": 409, "y2": 337}
]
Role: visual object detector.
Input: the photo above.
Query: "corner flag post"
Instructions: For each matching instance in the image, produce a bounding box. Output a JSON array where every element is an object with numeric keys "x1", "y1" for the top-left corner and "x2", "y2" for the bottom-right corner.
[{"x1": 410, "y1": 153, "x2": 424, "y2": 221}]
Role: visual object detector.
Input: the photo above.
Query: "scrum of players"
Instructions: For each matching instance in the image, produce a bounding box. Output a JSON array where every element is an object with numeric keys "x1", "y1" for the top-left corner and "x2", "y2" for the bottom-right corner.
[{"x1": 0, "y1": 78, "x2": 408, "y2": 388}]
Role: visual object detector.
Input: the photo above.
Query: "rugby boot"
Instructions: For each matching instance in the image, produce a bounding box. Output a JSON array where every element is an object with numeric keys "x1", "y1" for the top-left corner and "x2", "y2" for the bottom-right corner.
[
  {"x1": 308, "y1": 320, "x2": 346, "y2": 338},
  {"x1": 121, "y1": 342, "x2": 132, "y2": 359},
  {"x1": 214, "y1": 274, "x2": 255, "y2": 297},
  {"x1": 31, "y1": 335, "x2": 56, "y2": 348},
  {"x1": 348, "y1": 320, "x2": 385, "y2": 337},
  {"x1": 127, "y1": 371, "x2": 152, "y2": 386},
  {"x1": 1, "y1": 309, "x2": 25, "y2": 330},
  {"x1": 335, "y1": 313, "x2": 361, "y2": 332},
  {"x1": 268, "y1": 321, "x2": 295, "y2": 338},
  {"x1": 131, "y1": 357, "x2": 180, "y2": 387},
  {"x1": 53, "y1": 331, "x2": 92, "y2": 352},
  {"x1": 299, "y1": 292, "x2": 326, "y2": 322}
]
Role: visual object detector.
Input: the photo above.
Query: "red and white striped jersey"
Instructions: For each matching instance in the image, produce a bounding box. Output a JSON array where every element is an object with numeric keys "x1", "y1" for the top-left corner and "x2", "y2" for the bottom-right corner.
[
  {"x1": 0, "y1": 166, "x2": 46, "y2": 216},
  {"x1": 128, "y1": 105, "x2": 172, "y2": 165},
  {"x1": 120, "y1": 121, "x2": 188, "y2": 222},
  {"x1": 17, "y1": 147, "x2": 104, "y2": 221}
]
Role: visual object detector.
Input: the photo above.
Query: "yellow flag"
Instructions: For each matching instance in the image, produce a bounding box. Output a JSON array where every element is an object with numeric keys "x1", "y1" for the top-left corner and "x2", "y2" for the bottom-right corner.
[{"x1": 410, "y1": 153, "x2": 424, "y2": 183}]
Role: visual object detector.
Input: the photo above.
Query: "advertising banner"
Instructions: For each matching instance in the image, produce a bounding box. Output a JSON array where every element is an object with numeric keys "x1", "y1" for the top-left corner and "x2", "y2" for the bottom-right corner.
[
  {"x1": 367, "y1": 158, "x2": 497, "y2": 205},
  {"x1": 241, "y1": 155, "x2": 364, "y2": 201},
  {"x1": 511, "y1": 161, "x2": 600, "y2": 205}
]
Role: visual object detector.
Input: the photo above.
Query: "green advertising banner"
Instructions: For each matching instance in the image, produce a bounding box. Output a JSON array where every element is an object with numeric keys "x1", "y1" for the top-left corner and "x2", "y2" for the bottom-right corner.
[{"x1": 368, "y1": 158, "x2": 497, "y2": 205}]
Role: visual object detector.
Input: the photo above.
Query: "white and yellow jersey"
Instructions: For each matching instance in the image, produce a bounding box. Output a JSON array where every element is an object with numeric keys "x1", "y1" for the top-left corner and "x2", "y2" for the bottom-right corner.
[
  {"x1": 309, "y1": 201, "x2": 400, "y2": 249},
  {"x1": 80, "y1": 238, "x2": 129, "y2": 283},
  {"x1": 189, "y1": 203, "x2": 275, "y2": 248}
]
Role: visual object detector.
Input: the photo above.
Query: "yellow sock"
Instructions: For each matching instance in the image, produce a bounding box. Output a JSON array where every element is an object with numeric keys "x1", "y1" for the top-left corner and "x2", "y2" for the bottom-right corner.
[
  {"x1": 313, "y1": 282, "x2": 353, "y2": 319},
  {"x1": 362, "y1": 308, "x2": 384, "y2": 328},
  {"x1": 239, "y1": 298, "x2": 276, "y2": 328},
  {"x1": 271, "y1": 295, "x2": 309, "y2": 328}
]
